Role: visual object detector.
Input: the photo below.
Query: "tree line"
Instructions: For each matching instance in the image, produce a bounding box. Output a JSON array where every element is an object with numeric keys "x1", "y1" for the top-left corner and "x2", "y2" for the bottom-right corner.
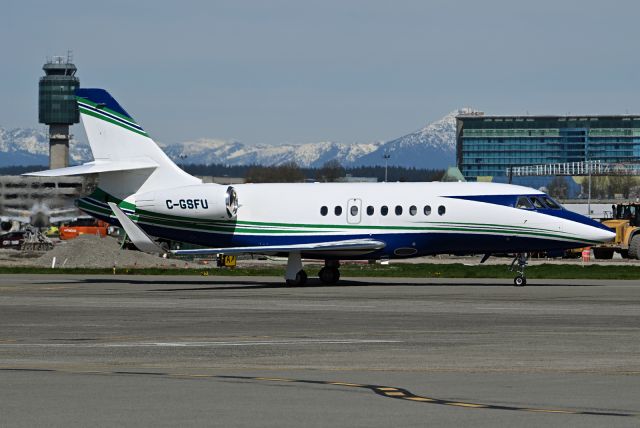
[
  {"x1": 184, "y1": 160, "x2": 444, "y2": 183},
  {"x1": 546, "y1": 175, "x2": 639, "y2": 199},
  {"x1": 0, "y1": 162, "x2": 444, "y2": 183}
]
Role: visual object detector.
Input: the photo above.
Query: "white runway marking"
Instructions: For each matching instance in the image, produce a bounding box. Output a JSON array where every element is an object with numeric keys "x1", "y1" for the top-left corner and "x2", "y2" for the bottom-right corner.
[
  {"x1": 276, "y1": 303, "x2": 377, "y2": 308},
  {"x1": 476, "y1": 307, "x2": 578, "y2": 311},
  {"x1": 0, "y1": 339, "x2": 401, "y2": 348}
]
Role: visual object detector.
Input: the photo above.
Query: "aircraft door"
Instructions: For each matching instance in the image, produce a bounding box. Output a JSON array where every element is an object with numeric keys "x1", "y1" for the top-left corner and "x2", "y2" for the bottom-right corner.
[{"x1": 347, "y1": 198, "x2": 362, "y2": 224}]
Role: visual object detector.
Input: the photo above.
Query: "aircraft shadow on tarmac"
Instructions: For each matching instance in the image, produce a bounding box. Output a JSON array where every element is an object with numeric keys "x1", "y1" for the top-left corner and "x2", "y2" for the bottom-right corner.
[{"x1": 52, "y1": 277, "x2": 603, "y2": 291}]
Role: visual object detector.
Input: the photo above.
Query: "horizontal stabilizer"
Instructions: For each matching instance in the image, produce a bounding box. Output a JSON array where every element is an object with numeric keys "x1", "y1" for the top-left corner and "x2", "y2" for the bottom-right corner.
[
  {"x1": 172, "y1": 239, "x2": 386, "y2": 256},
  {"x1": 24, "y1": 159, "x2": 158, "y2": 177}
]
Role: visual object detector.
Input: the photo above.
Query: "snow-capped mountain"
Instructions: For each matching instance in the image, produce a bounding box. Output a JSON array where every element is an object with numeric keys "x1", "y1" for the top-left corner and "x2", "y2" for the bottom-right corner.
[
  {"x1": 160, "y1": 109, "x2": 462, "y2": 168},
  {"x1": 161, "y1": 139, "x2": 384, "y2": 168},
  {"x1": 0, "y1": 109, "x2": 465, "y2": 169},
  {"x1": 0, "y1": 127, "x2": 91, "y2": 167},
  {"x1": 353, "y1": 109, "x2": 460, "y2": 168}
]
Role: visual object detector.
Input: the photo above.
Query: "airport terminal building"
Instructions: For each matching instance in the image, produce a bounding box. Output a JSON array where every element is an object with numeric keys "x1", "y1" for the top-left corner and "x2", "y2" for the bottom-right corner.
[{"x1": 456, "y1": 113, "x2": 640, "y2": 181}]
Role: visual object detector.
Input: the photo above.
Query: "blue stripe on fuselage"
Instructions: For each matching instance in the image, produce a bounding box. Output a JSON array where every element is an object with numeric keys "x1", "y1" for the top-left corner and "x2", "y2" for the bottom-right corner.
[{"x1": 446, "y1": 194, "x2": 613, "y2": 233}]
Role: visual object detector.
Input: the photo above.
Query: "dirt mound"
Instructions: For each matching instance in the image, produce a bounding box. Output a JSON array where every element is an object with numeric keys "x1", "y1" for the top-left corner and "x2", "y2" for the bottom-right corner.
[{"x1": 33, "y1": 234, "x2": 195, "y2": 269}]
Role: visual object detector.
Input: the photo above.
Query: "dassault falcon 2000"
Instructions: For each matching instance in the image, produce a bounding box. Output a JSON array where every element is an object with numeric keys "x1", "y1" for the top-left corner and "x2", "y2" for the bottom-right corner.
[{"x1": 28, "y1": 88, "x2": 614, "y2": 286}]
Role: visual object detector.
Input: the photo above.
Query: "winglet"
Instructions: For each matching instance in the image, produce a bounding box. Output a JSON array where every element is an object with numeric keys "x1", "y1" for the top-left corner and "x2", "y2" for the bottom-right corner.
[{"x1": 107, "y1": 202, "x2": 164, "y2": 254}]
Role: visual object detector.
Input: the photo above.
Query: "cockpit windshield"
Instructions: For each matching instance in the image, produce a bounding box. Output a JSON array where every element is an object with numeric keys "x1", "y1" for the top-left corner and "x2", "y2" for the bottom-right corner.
[
  {"x1": 529, "y1": 196, "x2": 545, "y2": 209},
  {"x1": 515, "y1": 195, "x2": 564, "y2": 210},
  {"x1": 516, "y1": 196, "x2": 533, "y2": 209},
  {"x1": 541, "y1": 196, "x2": 562, "y2": 209}
]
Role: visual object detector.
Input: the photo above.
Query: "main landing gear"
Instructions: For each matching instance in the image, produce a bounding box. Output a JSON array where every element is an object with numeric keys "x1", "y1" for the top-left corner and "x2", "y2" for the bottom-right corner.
[
  {"x1": 318, "y1": 260, "x2": 340, "y2": 285},
  {"x1": 510, "y1": 253, "x2": 528, "y2": 287},
  {"x1": 284, "y1": 253, "x2": 341, "y2": 286},
  {"x1": 285, "y1": 252, "x2": 307, "y2": 286}
]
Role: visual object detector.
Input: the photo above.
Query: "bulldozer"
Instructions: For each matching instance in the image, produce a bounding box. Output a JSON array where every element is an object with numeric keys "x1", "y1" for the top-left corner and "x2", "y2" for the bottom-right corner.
[{"x1": 592, "y1": 202, "x2": 640, "y2": 259}]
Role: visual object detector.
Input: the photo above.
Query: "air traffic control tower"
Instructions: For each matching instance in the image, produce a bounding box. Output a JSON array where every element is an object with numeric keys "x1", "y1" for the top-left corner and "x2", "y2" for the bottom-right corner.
[{"x1": 38, "y1": 54, "x2": 79, "y2": 169}]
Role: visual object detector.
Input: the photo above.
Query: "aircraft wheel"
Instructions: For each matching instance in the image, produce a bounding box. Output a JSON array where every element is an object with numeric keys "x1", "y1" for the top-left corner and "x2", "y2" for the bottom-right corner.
[
  {"x1": 318, "y1": 267, "x2": 340, "y2": 284},
  {"x1": 513, "y1": 275, "x2": 526, "y2": 287},
  {"x1": 286, "y1": 270, "x2": 308, "y2": 287},
  {"x1": 629, "y1": 235, "x2": 640, "y2": 260}
]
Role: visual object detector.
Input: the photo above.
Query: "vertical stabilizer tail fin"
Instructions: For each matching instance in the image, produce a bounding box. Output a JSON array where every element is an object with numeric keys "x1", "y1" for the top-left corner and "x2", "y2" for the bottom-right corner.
[{"x1": 75, "y1": 88, "x2": 200, "y2": 197}]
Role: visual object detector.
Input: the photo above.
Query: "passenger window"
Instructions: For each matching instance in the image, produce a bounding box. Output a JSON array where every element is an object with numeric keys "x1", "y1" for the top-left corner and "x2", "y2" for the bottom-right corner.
[
  {"x1": 424, "y1": 205, "x2": 431, "y2": 216},
  {"x1": 541, "y1": 196, "x2": 561, "y2": 209},
  {"x1": 409, "y1": 205, "x2": 417, "y2": 216},
  {"x1": 320, "y1": 206, "x2": 328, "y2": 216},
  {"x1": 395, "y1": 205, "x2": 403, "y2": 215},
  {"x1": 438, "y1": 205, "x2": 446, "y2": 216},
  {"x1": 529, "y1": 197, "x2": 545, "y2": 209},
  {"x1": 334, "y1": 206, "x2": 343, "y2": 215},
  {"x1": 515, "y1": 197, "x2": 533, "y2": 210},
  {"x1": 381, "y1": 206, "x2": 388, "y2": 216},
  {"x1": 350, "y1": 205, "x2": 359, "y2": 216},
  {"x1": 366, "y1": 205, "x2": 374, "y2": 216}
]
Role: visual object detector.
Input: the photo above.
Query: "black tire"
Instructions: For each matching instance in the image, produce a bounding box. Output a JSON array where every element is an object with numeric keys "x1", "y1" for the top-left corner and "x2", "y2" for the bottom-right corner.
[
  {"x1": 514, "y1": 276, "x2": 526, "y2": 287},
  {"x1": 319, "y1": 267, "x2": 340, "y2": 284},
  {"x1": 629, "y1": 235, "x2": 640, "y2": 260},
  {"x1": 286, "y1": 270, "x2": 308, "y2": 287},
  {"x1": 592, "y1": 248, "x2": 614, "y2": 259}
]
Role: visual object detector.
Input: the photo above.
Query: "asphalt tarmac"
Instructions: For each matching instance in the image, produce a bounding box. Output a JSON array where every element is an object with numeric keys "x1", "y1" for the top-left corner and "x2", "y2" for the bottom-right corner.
[{"x1": 0, "y1": 274, "x2": 638, "y2": 427}]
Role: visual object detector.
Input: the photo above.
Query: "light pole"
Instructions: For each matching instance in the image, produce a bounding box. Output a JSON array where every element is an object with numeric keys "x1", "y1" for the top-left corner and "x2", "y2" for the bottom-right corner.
[
  {"x1": 383, "y1": 152, "x2": 391, "y2": 182},
  {"x1": 586, "y1": 138, "x2": 591, "y2": 218},
  {"x1": 588, "y1": 168, "x2": 592, "y2": 218}
]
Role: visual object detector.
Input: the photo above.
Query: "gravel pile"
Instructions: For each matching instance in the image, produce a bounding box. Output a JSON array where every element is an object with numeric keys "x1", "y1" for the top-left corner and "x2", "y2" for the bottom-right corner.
[{"x1": 33, "y1": 234, "x2": 195, "y2": 269}]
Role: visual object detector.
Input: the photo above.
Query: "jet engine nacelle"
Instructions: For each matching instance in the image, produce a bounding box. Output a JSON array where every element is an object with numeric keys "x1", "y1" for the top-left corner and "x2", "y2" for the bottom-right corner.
[{"x1": 135, "y1": 185, "x2": 238, "y2": 220}]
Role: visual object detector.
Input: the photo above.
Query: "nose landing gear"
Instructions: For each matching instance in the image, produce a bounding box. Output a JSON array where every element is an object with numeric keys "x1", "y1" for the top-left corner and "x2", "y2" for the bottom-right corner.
[{"x1": 510, "y1": 253, "x2": 528, "y2": 287}]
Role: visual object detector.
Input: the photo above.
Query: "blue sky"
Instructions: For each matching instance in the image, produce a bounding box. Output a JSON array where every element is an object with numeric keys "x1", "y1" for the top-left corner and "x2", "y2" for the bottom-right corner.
[{"x1": 3, "y1": 0, "x2": 640, "y2": 145}]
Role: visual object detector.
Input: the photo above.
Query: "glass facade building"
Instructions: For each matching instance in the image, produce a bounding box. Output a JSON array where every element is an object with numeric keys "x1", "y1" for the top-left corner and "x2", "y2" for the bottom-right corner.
[{"x1": 456, "y1": 114, "x2": 640, "y2": 181}]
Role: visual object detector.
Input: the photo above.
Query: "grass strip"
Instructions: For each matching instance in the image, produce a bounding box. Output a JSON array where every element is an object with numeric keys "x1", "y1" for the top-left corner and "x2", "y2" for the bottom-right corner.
[{"x1": 0, "y1": 263, "x2": 639, "y2": 280}]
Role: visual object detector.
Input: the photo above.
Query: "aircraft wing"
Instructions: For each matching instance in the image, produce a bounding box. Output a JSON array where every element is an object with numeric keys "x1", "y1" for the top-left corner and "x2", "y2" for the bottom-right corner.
[
  {"x1": 48, "y1": 207, "x2": 79, "y2": 216},
  {"x1": 108, "y1": 202, "x2": 165, "y2": 254},
  {"x1": 3, "y1": 207, "x2": 29, "y2": 216},
  {"x1": 107, "y1": 201, "x2": 385, "y2": 257},
  {"x1": 1, "y1": 215, "x2": 30, "y2": 224},
  {"x1": 49, "y1": 215, "x2": 79, "y2": 225},
  {"x1": 172, "y1": 239, "x2": 386, "y2": 257}
]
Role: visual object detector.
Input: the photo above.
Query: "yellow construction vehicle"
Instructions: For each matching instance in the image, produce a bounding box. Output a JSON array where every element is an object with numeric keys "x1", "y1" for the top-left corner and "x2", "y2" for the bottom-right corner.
[{"x1": 592, "y1": 202, "x2": 640, "y2": 259}]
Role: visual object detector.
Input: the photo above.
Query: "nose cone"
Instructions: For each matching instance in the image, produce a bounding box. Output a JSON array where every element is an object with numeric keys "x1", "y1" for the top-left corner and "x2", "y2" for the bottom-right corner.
[
  {"x1": 554, "y1": 210, "x2": 616, "y2": 243},
  {"x1": 590, "y1": 227, "x2": 616, "y2": 243},
  {"x1": 575, "y1": 215, "x2": 615, "y2": 243}
]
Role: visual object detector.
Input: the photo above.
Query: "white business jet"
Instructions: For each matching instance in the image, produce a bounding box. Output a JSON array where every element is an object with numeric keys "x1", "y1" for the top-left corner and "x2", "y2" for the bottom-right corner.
[{"x1": 27, "y1": 89, "x2": 614, "y2": 286}]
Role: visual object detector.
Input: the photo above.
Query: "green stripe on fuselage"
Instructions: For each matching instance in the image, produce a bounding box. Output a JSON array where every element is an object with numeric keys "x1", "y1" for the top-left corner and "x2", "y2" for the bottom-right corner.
[{"x1": 80, "y1": 188, "x2": 598, "y2": 244}]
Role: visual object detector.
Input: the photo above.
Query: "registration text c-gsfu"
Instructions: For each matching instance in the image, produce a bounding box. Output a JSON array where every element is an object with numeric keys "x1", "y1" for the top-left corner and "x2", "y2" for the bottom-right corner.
[{"x1": 165, "y1": 199, "x2": 209, "y2": 209}]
